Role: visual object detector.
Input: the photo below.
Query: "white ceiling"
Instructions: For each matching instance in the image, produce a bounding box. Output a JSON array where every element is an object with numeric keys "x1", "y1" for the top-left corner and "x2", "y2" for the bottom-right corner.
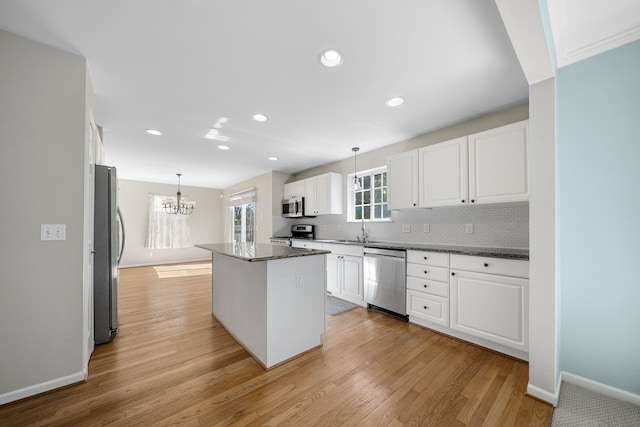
[
  {"x1": 3, "y1": 1, "x2": 638, "y2": 189},
  {"x1": 1, "y1": 1, "x2": 532, "y2": 189}
]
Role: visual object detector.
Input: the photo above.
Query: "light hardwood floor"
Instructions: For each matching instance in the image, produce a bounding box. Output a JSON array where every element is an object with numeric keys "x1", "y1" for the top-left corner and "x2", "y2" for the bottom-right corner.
[{"x1": 0, "y1": 261, "x2": 552, "y2": 426}]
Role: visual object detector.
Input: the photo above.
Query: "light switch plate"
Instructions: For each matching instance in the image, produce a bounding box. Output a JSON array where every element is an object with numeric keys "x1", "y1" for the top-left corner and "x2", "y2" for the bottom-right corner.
[
  {"x1": 41, "y1": 224, "x2": 66, "y2": 240},
  {"x1": 402, "y1": 224, "x2": 411, "y2": 233},
  {"x1": 465, "y1": 224, "x2": 474, "y2": 234},
  {"x1": 423, "y1": 224, "x2": 430, "y2": 233}
]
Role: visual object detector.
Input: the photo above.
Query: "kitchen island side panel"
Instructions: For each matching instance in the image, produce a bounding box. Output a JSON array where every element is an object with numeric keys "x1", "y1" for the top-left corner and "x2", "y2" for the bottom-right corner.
[
  {"x1": 266, "y1": 256, "x2": 326, "y2": 367},
  {"x1": 212, "y1": 253, "x2": 268, "y2": 363}
]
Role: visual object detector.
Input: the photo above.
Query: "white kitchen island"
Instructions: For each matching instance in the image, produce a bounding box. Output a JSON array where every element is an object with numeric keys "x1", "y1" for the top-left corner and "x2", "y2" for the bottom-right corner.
[{"x1": 196, "y1": 243, "x2": 329, "y2": 369}]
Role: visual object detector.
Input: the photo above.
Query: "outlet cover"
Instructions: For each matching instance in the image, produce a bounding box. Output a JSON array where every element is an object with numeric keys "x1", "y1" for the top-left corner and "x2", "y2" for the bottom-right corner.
[
  {"x1": 465, "y1": 224, "x2": 474, "y2": 234},
  {"x1": 423, "y1": 224, "x2": 430, "y2": 233},
  {"x1": 402, "y1": 224, "x2": 411, "y2": 233},
  {"x1": 41, "y1": 224, "x2": 66, "y2": 241}
]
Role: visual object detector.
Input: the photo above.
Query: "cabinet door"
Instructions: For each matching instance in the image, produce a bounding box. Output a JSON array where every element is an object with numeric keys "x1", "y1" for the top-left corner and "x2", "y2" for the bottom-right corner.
[
  {"x1": 450, "y1": 269, "x2": 528, "y2": 352},
  {"x1": 315, "y1": 174, "x2": 330, "y2": 215},
  {"x1": 314, "y1": 173, "x2": 343, "y2": 215},
  {"x1": 341, "y1": 255, "x2": 363, "y2": 301},
  {"x1": 387, "y1": 150, "x2": 418, "y2": 209},
  {"x1": 326, "y1": 253, "x2": 341, "y2": 295},
  {"x1": 468, "y1": 120, "x2": 529, "y2": 205},
  {"x1": 419, "y1": 137, "x2": 468, "y2": 207},
  {"x1": 303, "y1": 177, "x2": 317, "y2": 216},
  {"x1": 284, "y1": 180, "x2": 305, "y2": 199}
]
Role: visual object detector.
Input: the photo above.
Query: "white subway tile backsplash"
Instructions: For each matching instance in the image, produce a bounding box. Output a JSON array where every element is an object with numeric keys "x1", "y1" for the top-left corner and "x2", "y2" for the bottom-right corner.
[{"x1": 287, "y1": 202, "x2": 529, "y2": 249}]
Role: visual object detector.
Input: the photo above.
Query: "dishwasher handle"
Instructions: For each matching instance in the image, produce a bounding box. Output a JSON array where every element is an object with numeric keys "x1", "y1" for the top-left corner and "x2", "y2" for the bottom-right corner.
[{"x1": 363, "y1": 247, "x2": 406, "y2": 259}]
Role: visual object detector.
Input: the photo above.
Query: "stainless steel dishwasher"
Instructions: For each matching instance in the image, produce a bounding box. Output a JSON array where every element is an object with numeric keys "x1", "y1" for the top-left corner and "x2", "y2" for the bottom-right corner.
[{"x1": 363, "y1": 247, "x2": 408, "y2": 320}]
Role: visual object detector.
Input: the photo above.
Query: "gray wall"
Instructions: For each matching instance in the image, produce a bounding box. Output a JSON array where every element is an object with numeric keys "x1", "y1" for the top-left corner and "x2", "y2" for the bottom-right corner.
[
  {"x1": 287, "y1": 104, "x2": 530, "y2": 249},
  {"x1": 118, "y1": 179, "x2": 224, "y2": 267},
  {"x1": 0, "y1": 30, "x2": 90, "y2": 400}
]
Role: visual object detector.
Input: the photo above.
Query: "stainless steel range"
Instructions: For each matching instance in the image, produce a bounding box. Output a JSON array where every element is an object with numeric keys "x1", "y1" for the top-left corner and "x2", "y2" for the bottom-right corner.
[{"x1": 269, "y1": 224, "x2": 315, "y2": 246}]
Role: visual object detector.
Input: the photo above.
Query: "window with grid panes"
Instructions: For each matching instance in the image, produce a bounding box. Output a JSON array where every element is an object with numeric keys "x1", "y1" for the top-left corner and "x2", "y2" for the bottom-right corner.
[{"x1": 349, "y1": 167, "x2": 391, "y2": 222}]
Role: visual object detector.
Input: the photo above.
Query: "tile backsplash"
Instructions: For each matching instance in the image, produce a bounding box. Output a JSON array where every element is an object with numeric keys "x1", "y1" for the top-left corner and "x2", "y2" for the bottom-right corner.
[{"x1": 285, "y1": 202, "x2": 529, "y2": 249}]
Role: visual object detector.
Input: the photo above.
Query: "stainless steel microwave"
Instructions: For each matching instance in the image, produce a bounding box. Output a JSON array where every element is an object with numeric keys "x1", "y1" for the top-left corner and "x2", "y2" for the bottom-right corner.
[{"x1": 282, "y1": 197, "x2": 304, "y2": 218}]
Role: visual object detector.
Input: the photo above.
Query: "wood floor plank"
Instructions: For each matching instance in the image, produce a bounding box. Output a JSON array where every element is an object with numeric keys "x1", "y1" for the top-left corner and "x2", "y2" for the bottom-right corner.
[{"x1": 0, "y1": 261, "x2": 553, "y2": 426}]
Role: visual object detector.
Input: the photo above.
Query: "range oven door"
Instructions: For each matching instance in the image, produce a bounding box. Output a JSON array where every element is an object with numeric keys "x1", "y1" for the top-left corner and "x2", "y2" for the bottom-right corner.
[{"x1": 282, "y1": 197, "x2": 303, "y2": 218}]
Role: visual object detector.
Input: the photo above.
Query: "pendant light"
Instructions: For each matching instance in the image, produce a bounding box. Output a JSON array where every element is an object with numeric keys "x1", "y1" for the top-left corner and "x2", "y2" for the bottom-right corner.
[
  {"x1": 352, "y1": 147, "x2": 362, "y2": 191},
  {"x1": 163, "y1": 173, "x2": 196, "y2": 215}
]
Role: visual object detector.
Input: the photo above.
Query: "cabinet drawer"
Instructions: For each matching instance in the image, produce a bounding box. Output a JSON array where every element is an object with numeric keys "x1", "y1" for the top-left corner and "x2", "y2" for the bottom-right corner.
[
  {"x1": 407, "y1": 250, "x2": 449, "y2": 267},
  {"x1": 450, "y1": 254, "x2": 529, "y2": 278},
  {"x1": 407, "y1": 263, "x2": 450, "y2": 283},
  {"x1": 323, "y1": 243, "x2": 363, "y2": 257},
  {"x1": 291, "y1": 240, "x2": 324, "y2": 250},
  {"x1": 407, "y1": 276, "x2": 449, "y2": 298},
  {"x1": 407, "y1": 290, "x2": 449, "y2": 327}
]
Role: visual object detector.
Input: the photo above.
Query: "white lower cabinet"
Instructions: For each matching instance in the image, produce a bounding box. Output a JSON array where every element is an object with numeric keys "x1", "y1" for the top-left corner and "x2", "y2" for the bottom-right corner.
[
  {"x1": 324, "y1": 243, "x2": 365, "y2": 306},
  {"x1": 450, "y1": 255, "x2": 529, "y2": 354},
  {"x1": 406, "y1": 250, "x2": 450, "y2": 327},
  {"x1": 407, "y1": 290, "x2": 449, "y2": 327},
  {"x1": 407, "y1": 251, "x2": 530, "y2": 360}
]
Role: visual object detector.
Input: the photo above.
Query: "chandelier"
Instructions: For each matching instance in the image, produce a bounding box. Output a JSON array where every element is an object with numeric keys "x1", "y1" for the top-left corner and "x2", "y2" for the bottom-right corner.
[{"x1": 163, "y1": 173, "x2": 196, "y2": 215}]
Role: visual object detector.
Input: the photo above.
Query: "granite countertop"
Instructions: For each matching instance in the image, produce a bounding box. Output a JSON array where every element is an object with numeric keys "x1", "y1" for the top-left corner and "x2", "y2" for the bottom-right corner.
[
  {"x1": 196, "y1": 243, "x2": 330, "y2": 262},
  {"x1": 292, "y1": 238, "x2": 529, "y2": 260}
]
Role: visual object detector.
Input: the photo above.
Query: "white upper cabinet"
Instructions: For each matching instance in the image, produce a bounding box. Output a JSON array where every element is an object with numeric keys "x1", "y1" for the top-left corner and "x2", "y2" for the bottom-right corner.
[
  {"x1": 468, "y1": 120, "x2": 529, "y2": 205},
  {"x1": 303, "y1": 177, "x2": 317, "y2": 215},
  {"x1": 283, "y1": 180, "x2": 305, "y2": 199},
  {"x1": 387, "y1": 150, "x2": 419, "y2": 210},
  {"x1": 386, "y1": 120, "x2": 529, "y2": 209},
  {"x1": 418, "y1": 137, "x2": 468, "y2": 207},
  {"x1": 303, "y1": 172, "x2": 342, "y2": 216}
]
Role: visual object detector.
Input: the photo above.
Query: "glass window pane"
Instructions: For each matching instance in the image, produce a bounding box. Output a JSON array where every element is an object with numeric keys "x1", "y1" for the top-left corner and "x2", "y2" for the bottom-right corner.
[
  {"x1": 355, "y1": 191, "x2": 362, "y2": 205},
  {"x1": 363, "y1": 190, "x2": 370, "y2": 205},
  {"x1": 245, "y1": 202, "x2": 255, "y2": 243},
  {"x1": 383, "y1": 172, "x2": 387, "y2": 186},
  {"x1": 364, "y1": 206, "x2": 370, "y2": 219},
  {"x1": 363, "y1": 175, "x2": 371, "y2": 189},
  {"x1": 374, "y1": 205, "x2": 381, "y2": 218},
  {"x1": 374, "y1": 188, "x2": 381, "y2": 203},
  {"x1": 374, "y1": 173, "x2": 381, "y2": 188},
  {"x1": 383, "y1": 187, "x2": 387, "y2": 202},
  {"x1": 383, "y1": 204, "x2": 391, "y2": 218},
  {"x1": 355, "y1": 206, "x2": 362, "y2": 220}
]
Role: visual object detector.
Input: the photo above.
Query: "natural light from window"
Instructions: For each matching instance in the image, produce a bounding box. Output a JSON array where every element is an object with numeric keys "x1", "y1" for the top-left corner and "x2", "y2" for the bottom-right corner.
[{"x1": 348, "y1": 166, "x2": 391, "y2": 222}]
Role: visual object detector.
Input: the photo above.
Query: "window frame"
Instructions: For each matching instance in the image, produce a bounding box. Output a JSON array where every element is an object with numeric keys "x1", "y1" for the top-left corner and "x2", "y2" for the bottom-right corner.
[{"x1": 347, "y1": 165, "x2": 392, "y2": 223}]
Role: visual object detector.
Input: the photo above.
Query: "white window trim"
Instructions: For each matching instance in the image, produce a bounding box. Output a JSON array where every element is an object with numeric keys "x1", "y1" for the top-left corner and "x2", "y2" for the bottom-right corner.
[{"x1": 347, "y1": 165, "x2": 392, "y2": 223}]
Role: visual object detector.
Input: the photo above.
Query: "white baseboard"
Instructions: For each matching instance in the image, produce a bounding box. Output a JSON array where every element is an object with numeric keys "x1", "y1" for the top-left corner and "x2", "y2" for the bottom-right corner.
[
  {"x1": 527, "y1": 379, "x2": 561, "y2": 406},
  {"x1": 561, "y1": 371, "x2": 640, "y2": 407},
  {"x1": 119, "y1": 257, "x2": 211, "y2": 268},
  {"x1": 0, "y1": 371, "x2": 85, "y2": 405}
]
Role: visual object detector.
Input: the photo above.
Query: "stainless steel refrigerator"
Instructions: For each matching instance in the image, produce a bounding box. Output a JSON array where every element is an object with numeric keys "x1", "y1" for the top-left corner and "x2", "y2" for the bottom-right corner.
[{"x1": 94, "y1": 165, "x2": 125, "y2": 345}]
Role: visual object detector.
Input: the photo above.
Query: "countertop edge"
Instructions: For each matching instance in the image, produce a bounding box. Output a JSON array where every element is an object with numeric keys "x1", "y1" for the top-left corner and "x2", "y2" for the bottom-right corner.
[
  {"x1": 196, "y1": 243, "x2": 330, "y2": 262},
  {"x1": 290, "y1": 239, "x2": 529, "y2": 260}
]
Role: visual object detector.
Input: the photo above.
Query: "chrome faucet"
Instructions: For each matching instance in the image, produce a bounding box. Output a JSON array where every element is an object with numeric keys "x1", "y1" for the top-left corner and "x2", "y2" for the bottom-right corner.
[{"x1": 357, "y1": 218, "x2": 368, "y2": 243}]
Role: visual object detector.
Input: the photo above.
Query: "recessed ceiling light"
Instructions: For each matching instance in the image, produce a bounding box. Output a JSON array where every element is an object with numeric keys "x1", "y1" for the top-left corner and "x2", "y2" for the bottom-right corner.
[
  {"x1": 252, "y1": 113, "x2": 268, "y2": 122},
  {"x1": 218, "y1": 145, "x2": 230, "y2": 150},
  {"x1": 146, "y1": 129, "x2": 162, "y2": 136},
  {"x1": 319, "y1": 49, "x2": 344, "y2": 68},
  {"x1": 385, "y1": 97, "x2": 405, "y2": 107},
  {"x1": 268, "y1": 157, "x2": 278, "y2": 161}
]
